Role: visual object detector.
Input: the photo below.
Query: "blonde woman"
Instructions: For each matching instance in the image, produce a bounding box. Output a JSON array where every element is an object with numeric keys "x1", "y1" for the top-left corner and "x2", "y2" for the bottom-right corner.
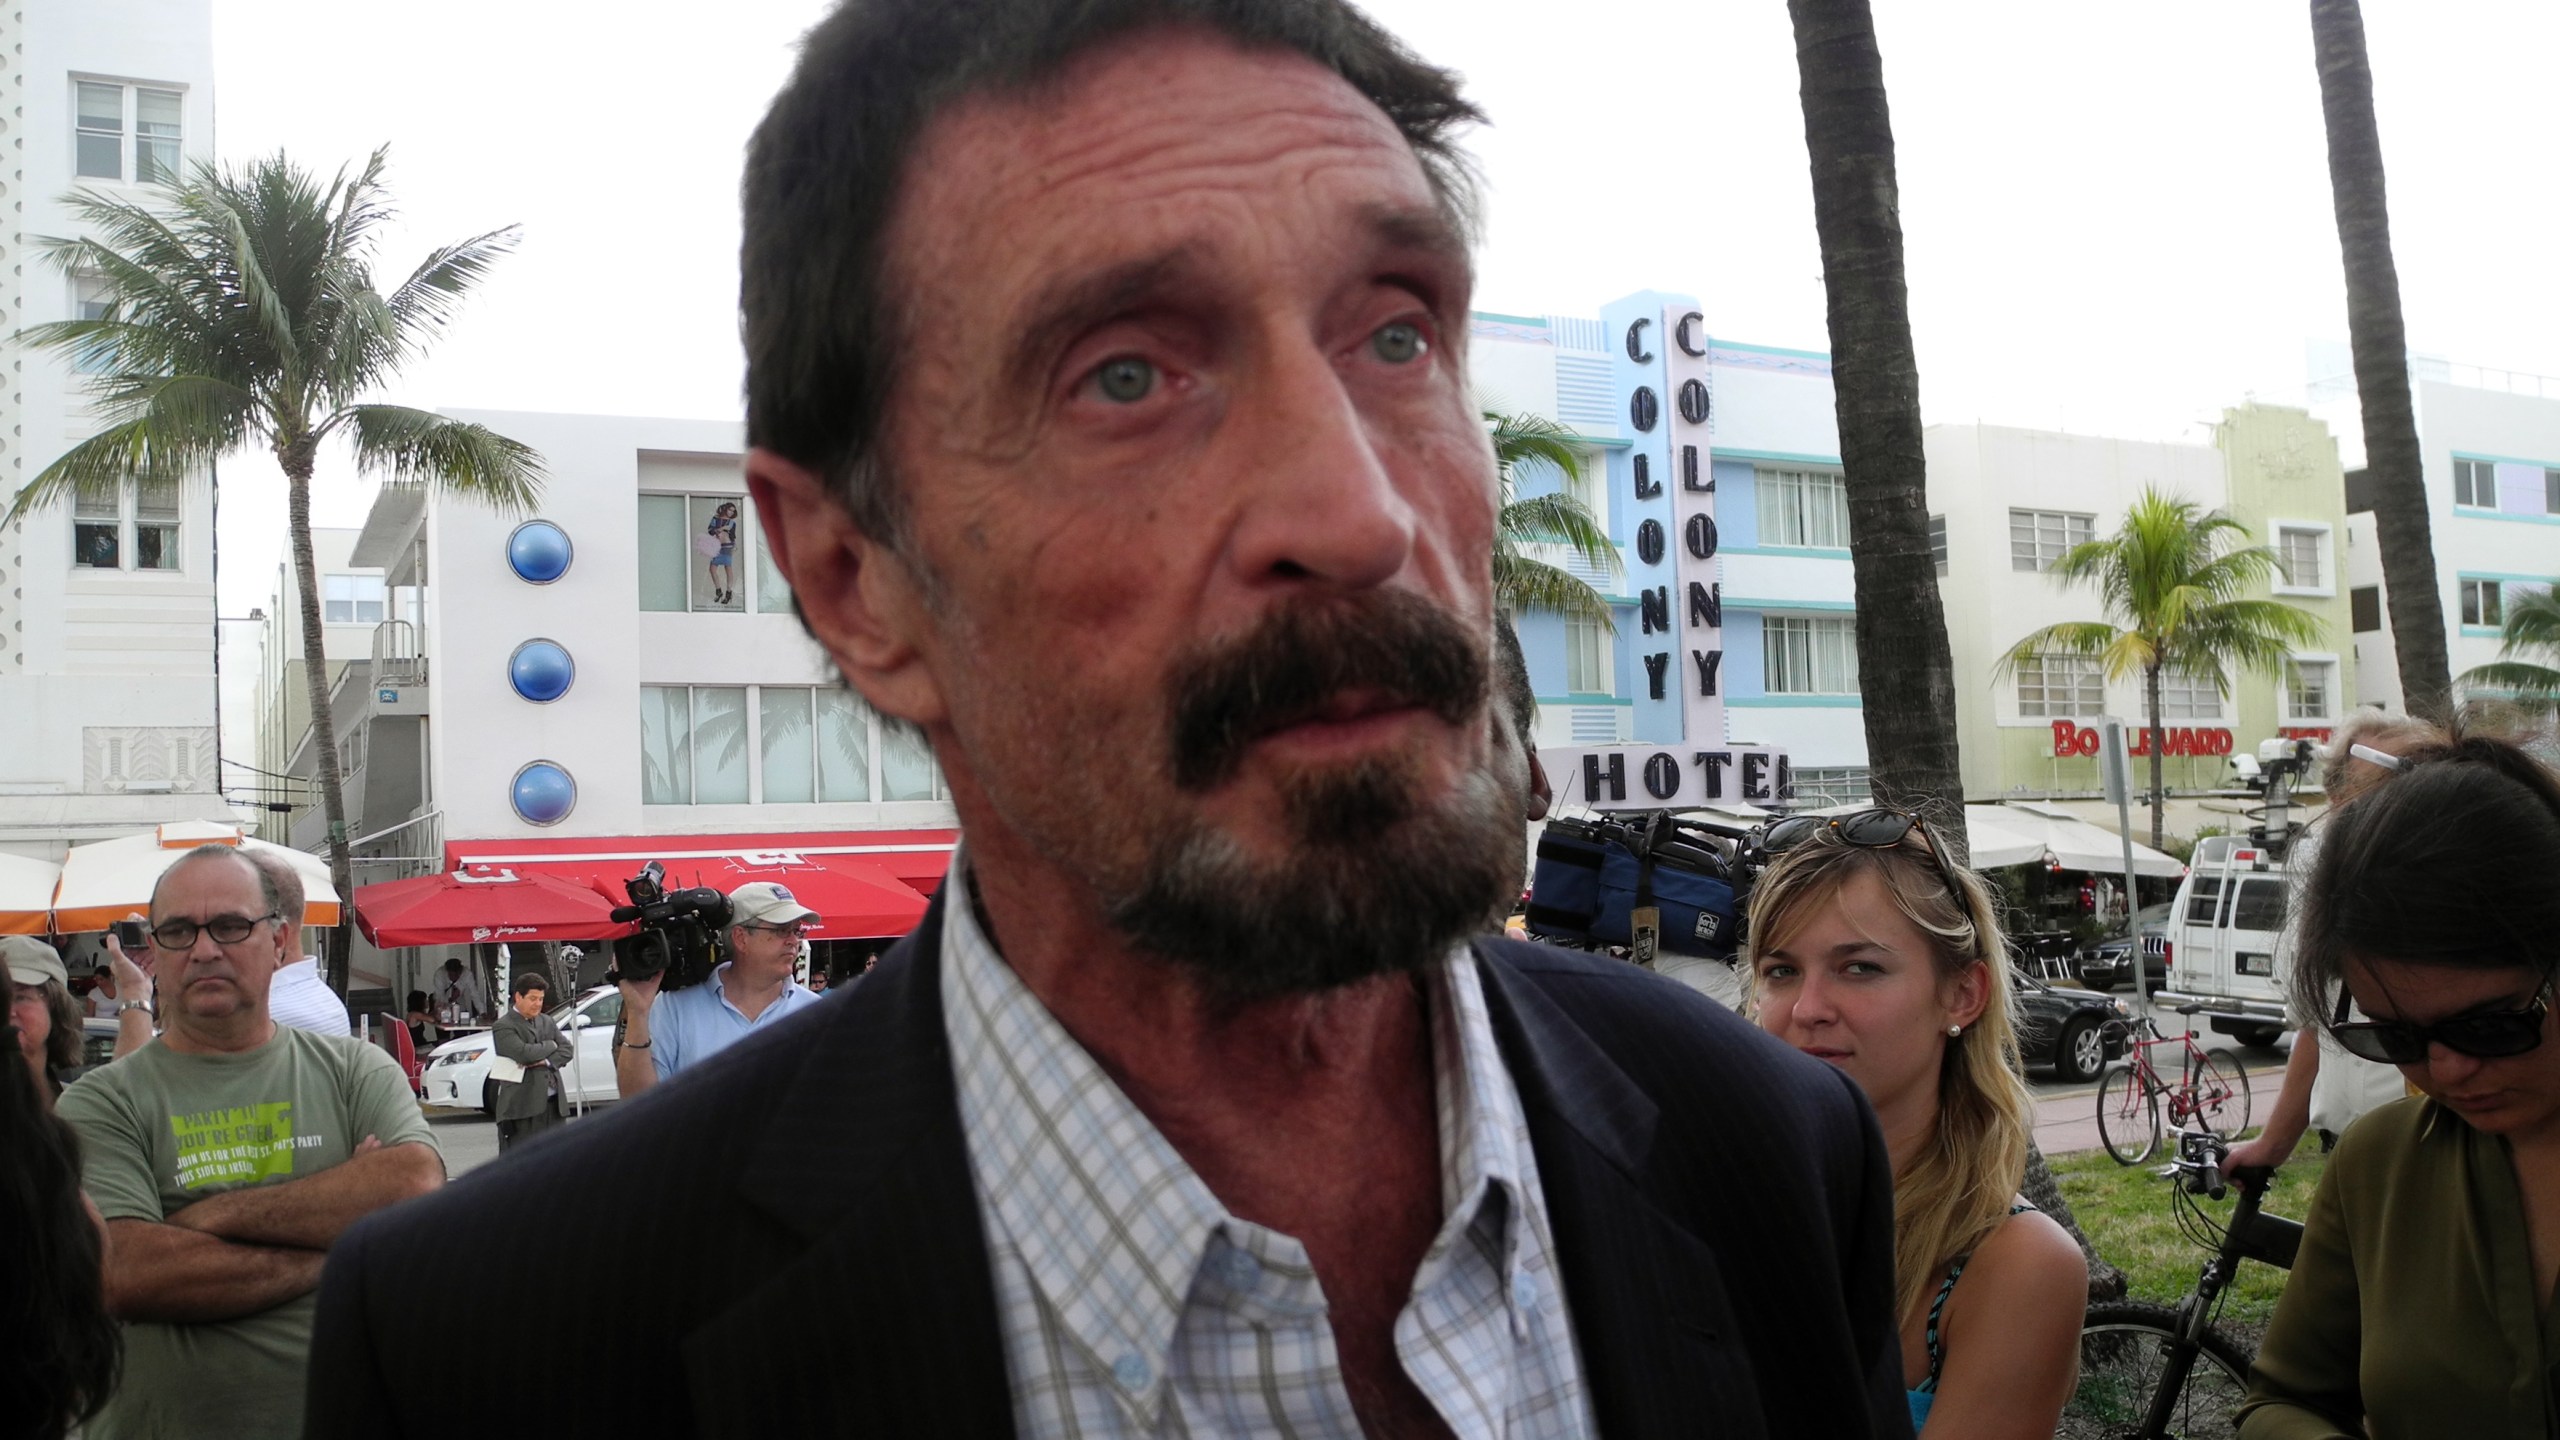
[{"x1": 1747, "y1": 809, "x2": 2087, "y2": 1438}]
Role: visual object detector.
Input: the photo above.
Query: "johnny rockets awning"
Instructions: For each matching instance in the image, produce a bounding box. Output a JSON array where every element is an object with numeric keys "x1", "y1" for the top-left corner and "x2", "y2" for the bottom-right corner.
[
  {"x1": 354, "y1": 867, "x2": 640, "y2": 949},
  {"x1": 436, "y1": 830, "x2": 955, "y2": 941}
]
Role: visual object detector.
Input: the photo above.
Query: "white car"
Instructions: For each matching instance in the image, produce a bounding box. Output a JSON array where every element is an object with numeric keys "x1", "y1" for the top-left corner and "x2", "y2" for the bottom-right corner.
[{"x1": 420, "y1": 986, "x2": 625, "y2": 1113}]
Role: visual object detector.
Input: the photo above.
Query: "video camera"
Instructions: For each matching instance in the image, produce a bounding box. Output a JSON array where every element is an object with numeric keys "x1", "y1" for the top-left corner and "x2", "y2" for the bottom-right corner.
[
  {"x1": 603, "y1": 860, "x2": 733, "y2": 992},
  {"x1": 2232, "y1": 736, "x2": 2319, "y2": 860}
]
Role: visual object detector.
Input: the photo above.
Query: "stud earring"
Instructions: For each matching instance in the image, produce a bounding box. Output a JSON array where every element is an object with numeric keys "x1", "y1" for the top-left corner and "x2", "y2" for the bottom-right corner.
[{"x1": 1946, "y1": 1024, "x2": 1963, "y2": 1037}]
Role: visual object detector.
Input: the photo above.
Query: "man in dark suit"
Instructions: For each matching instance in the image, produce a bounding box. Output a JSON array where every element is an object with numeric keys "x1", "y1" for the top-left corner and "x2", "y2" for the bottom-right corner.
[
  {"x1": 489, "y1": 972, "x2": 573, "y2": 1152},
  {"x1": 308, "y1": 2, "x2": 1911, "y2": 1436}
]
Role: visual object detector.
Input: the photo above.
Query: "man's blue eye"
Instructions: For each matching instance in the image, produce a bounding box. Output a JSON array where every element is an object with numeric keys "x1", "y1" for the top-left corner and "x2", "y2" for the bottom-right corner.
[
  {"x1": 1371, "y1": 321, "x2": 1427, "y2": 364},
  {"x1": 1093, "y1": 357, "x2": 1156, "y2": 402}
]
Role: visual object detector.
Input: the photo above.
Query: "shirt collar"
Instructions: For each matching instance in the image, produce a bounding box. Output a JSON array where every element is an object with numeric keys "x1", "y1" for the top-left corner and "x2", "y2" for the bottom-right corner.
[{"x1": 939, "y1": 848, "x2": 1541, "y2": 1422}]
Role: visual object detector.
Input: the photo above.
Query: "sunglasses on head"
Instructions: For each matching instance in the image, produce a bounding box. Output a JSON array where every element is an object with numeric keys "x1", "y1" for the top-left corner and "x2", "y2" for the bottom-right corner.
[
  {"x1": 1751, "y1": 807, "x2": 1968, "y2": 901},
  {"x1": 2327, "y1": 984, "x2": 2551, "y2": 1065}
]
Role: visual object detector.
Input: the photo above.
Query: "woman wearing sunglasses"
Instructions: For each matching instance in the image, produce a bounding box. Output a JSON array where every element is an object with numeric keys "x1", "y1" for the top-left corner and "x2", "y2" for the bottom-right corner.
[
  {"x1": 1746, "y1": 809, "x2": 2087, "y2": 1438},
  {"x1": 2239, "y1": 731, "x2": 2560, "y2": 1439}
]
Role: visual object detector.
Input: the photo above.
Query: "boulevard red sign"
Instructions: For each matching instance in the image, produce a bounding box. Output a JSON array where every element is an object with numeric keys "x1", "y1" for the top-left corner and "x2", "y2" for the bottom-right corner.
[{"x1": 2049, "y1": 721, "x2": 2234, "y2": 759}]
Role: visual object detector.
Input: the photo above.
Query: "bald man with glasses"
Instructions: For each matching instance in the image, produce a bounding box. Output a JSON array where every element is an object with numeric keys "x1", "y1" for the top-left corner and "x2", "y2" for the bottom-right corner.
[{"x1": 54, "y1": 843, "x2": 442, "y2": 1440}]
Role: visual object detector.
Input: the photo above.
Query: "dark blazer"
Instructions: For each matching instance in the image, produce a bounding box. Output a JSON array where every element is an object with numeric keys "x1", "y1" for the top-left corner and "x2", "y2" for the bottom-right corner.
[
  {"x1": 308, "y1": 897, "x2": 1910, "y2": 1439},
  {"x1": 489, "y1": 1007, "x2": 575, "y2": 1123}
]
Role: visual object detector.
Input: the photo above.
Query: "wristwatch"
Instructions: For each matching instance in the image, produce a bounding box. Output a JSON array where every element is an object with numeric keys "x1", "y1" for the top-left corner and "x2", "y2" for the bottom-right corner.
[{"x1": 115, "y1": 999, "x2": 151, "y2": 1016}]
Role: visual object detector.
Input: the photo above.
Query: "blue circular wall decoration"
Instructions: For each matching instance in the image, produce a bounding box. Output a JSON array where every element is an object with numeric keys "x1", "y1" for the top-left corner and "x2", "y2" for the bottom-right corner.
[
  {"x1": 506, "y1": 520, "x2": 574, "y2": 584},
  {"x1": 507, "y1": 639, "x2": 576, "y2": 703},
  {"x1": 510, "y1": 761, "x2": 577, "y2": 827}
]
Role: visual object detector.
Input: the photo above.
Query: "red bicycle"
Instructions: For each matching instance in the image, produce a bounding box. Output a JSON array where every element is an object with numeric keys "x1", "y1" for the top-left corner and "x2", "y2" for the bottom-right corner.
[{"x1": 2096, "y1": 1006, "x2": 2253, "y2": 1165}]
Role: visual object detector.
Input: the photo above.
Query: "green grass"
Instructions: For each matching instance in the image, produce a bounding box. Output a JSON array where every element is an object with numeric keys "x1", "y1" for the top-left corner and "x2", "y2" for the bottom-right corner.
[{"x1": 2051, "y1": 1138, "x2": 2327, "y2": 1328}]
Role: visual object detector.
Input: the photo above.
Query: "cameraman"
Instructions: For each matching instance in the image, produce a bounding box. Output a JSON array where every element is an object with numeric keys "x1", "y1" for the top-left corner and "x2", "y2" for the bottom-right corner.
[{"x1": 614, "y1": 883, "x2": 822, "y2": 1099}]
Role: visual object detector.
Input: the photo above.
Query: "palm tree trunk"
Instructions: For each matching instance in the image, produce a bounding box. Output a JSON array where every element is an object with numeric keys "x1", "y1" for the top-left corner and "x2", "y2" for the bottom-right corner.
[
  {"x1": 1787, "y1": 0, "x2": 1967, "y2": 851},
  {"x1": 1789, "y1": 0, "x2": 2120, "y2": 1293},
  {"x1": 284, "y1": 445, "x2": 356, "y2": 995},
  {"x1": 2145, "y1": 662, "x2": 2167, "y2": 852},
  {"x1": 2310, "y1": 0, "x2": 2449, "y2": 720}
]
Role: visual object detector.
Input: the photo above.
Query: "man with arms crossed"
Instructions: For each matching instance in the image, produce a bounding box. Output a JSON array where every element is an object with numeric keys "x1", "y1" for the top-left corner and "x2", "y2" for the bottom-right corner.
[
  {"x1": 57, "y1": 844, "x2": 441, "y2": 1439},
  {"x1": 309, "y1": 3, "x2": 1906, "y2": 1435}
]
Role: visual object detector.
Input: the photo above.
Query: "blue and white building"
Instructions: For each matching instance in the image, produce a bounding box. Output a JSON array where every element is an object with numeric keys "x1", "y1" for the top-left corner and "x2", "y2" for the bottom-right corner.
[{"x1": 1472, "y1": 292, "x2": 1866, "y2": 812}]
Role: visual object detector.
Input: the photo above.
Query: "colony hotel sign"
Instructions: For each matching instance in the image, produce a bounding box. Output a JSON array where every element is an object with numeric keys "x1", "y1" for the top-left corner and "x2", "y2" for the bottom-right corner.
[{"x1": 1544, "y1": 297, "x2": 1790, "y2": 811}]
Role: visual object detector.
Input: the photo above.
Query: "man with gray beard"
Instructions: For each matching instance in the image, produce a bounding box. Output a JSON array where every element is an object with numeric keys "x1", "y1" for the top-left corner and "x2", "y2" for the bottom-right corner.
[{"x1": 307, "y1": 2, "x2": 1905, "y2": 1435}]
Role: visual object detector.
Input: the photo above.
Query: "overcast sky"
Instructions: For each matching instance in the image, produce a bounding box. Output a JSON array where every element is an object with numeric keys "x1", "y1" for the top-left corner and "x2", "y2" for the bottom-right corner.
[{"x1": 201, "y1": 0, "x2": 2558, "y2": 634}]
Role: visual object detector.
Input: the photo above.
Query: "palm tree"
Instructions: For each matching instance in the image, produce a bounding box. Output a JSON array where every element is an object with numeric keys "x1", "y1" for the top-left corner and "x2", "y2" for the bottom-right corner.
[
  {"x1": 1487, "y1": 409, "x2": 1618, "y2": 629},
  {"x1": 1787, "y1": 0, "x2": 2125, "y2": 1302},
  {"x1": 1785, "y1": 0, "x2": 1967, "y2": 840},
  {"x1": 7, "y1": 149, "x2": 542, "y2": 994},
  {"x1": 2310, "y1": 0, "x2": 2449, "y2": 721},
  {"x1": 2460, "y1": 587, "x2": 2560, "y2": 713},
  {"x1": 2002, "y1": 492, "x2": 2330, "y2": 851}
]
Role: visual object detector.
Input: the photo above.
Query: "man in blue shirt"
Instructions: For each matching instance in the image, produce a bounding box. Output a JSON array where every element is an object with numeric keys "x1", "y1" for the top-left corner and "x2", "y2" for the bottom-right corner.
[{"x1": 612, "y1": 881, "x2": 823, "y2": 1098}]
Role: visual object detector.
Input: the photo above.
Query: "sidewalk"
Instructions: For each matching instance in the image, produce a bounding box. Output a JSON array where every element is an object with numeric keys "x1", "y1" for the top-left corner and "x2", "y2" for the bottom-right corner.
[{"x1": 2034, "y1": 1055, "x2": 2293, "y2": 1157}]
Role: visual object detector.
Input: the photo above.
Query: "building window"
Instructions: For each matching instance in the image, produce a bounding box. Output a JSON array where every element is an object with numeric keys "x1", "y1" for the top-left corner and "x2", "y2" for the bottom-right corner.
[
  {"x1": 2158, "y1": 667, "x2": 2223, "y2": 720},
  {"x1": 641, "y1": 684, "x2": 941, "y2": 805},
  {"x1": 2460, "y1": 578, "x2": 2506, "y2": 629},
  {"x1": 2014, "y1": 653, "x2": 2105, "y2": 718},
  {"x1": 1564, "y1": 615, "x2": 1609, "y2": 693},
  {"x1": 1756, "y1": 469, "x2": 1849, "y2": 549},
  {"x1": 71, "y1": 274, "x2": 114, "y2": 375},
  {"x1": 71, "y1": 477, "x2": 178, "y2": 571},
  {"x1": 1927, "y1": 514, "x2": 1948, "y2": 576},
  {"x1": 73, "y1": 81, "x2": 181, "y2": 184},
  {"x1": 2453, "y1": 457, "x2": 2496, "y2": 508},
  {"x1": 2275, "y1": 526, "x2": 2325, "y2": 589},
  {"x1": 2350, "y1": 585, "x2": 2382, "y2": 634},
  {"x1": 1788, "y1": 766, "x2": 1872, "y2": 808},
  {"x1": 2547, "y1": 468, "x2": 2560, "y2": 515},
  {"x1": 1763, "y1": 614, "x2": 1860, "y2": 695},
  {"x1": 637, "y1": 493, "x2": 752, "y2": 613},
  {"x1": 323, "y1": 574, "x2": 386, "y2": 624},
  {"x1": 2009, "y1": 509, "x2": 2094, "y2": 572},
  {"x1": 2285, "y1": 659, "x2": 2334, "y2": 721}
]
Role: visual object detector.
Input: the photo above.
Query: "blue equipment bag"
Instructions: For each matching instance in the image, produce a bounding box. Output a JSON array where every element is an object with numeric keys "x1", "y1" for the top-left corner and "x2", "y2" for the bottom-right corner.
[{"x1": 1526, "y1": 813, "x2": 1744, "y2": 960}]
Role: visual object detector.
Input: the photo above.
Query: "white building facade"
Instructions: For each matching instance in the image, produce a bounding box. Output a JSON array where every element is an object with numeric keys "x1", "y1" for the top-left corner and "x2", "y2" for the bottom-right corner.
[
  {"x1": 308, "y1": 411, "x2": 957, "y2": 994},
  {"x1": 0, "y1": 0, "x2": 223, "y2": 861}
]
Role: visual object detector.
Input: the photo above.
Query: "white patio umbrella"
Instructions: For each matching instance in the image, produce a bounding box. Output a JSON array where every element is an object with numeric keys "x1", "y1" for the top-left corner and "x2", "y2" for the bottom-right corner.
[
  {"x1": 51, "y1": 821, "x2": 340, "y2": 933},
  {"x1": 0, "y1": 852, "x2": 63, "y2": 936}
]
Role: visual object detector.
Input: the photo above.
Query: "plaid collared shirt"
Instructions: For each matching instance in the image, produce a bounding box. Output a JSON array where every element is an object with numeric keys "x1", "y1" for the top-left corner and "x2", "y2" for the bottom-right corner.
[{"x1": 942, "y1": 861, "x2": 1596, "y2": 1439}]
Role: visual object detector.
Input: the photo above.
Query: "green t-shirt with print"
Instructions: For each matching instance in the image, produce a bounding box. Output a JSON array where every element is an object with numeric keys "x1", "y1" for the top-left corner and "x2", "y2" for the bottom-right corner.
[{"x1": 56, "y1": 1025, "x2": 438, "y2": 1440}]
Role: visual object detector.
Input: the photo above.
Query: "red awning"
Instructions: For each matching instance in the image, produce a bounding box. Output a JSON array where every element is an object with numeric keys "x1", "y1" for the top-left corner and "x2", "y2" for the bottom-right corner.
[
  {"x1": 354, "y1": 867, "x2": 640, "y2": 949},
  {"x1": 439, "y1": 830, "x2": 954, "y2": 941}
]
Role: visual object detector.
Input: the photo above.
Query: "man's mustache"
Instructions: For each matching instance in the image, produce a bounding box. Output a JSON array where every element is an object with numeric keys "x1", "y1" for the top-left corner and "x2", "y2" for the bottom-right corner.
[{"x1": 1166, "y1": 592, "x2": 1489, "y2": 792}]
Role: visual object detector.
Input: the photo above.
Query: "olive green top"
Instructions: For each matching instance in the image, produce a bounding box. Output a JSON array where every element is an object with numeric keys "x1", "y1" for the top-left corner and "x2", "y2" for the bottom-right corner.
[{"x1": 2239, "y1": 1096, "x2": 2558, "y2": 1439}]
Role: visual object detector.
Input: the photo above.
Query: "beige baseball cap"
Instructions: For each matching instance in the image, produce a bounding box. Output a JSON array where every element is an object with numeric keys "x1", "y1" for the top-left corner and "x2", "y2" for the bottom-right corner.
[
  {"x1": 728, "y1": 881, "x2": 819, "y2": 927},
  {"x1": 2, "y1": 935, "x2": 68, "y2": 989}
]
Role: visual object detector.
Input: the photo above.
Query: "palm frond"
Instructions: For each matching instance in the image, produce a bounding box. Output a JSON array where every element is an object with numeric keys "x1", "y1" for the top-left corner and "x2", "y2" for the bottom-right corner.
[
  {"x1": 3, "y1": 413, "x2": 223, "y2": 523},
  {"x1": 2457, "y1": 661, "x2": 2560, "y2": 707},
  {"x1": 383, "y1": 227, "x2": 522, "y2": 349},
  {"x1": 1996, "y1": 621, "x2": 2122, "y2": 677},
  {"x1": 1494, "y1": 552, "x2": 1617, "y2": 632},
  {"x1": 1499, "y1": 491, "x2": 1620, "y2": 575},
  {"x1": 331, "y1": 405, "x2": 545, "y2": 512},
  {"x1": 1485, "y1": 409, "x2": 1589, "y2": 495}
]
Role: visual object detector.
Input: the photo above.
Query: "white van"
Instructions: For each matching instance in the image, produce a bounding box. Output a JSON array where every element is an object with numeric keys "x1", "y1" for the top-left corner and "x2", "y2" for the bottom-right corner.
[{"x1": 2156, "y1": 834, "x2": 2292, "y2": 1049}]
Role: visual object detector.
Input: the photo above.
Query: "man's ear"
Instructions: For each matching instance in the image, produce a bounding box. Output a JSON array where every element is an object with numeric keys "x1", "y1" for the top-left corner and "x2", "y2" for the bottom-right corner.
[{"x1": 746, "y1": 449, "x2": 947, "y2": 728}]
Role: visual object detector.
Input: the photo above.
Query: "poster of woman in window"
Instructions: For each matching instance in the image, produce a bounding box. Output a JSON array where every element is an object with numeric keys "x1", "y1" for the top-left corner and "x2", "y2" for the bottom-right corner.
[{"x1": 693, "y1": 499, "x2": 742, "y2": 609}]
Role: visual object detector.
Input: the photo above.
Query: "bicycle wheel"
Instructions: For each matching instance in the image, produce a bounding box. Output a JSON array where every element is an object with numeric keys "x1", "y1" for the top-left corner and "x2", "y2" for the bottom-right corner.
[
  {"x1": 2058, "y1": 1300, "x2": 2254, "y2": 1439},
  {"x1": 2097, "y1": 1063, "x2": 2160, "y2": 1166},
  {"x1": 2192, "y1": 1048, "x2": 2253, "y2": 1141}
]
